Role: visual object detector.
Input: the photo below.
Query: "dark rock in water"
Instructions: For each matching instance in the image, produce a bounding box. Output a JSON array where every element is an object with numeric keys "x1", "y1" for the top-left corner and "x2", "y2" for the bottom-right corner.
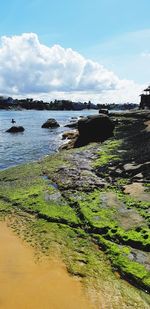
[
  {"x1": 6, "y1": 126, "x2": 25, "y2": 133},
  {"x1": 61, "y1": 114, "x2": 115, "y2": 149},
  {"x1": 64, "y1": 122, "x2": 78, "y2": 128},
  {"x1": 41, "y1": 118, "x2": 60, "y2": 128},
  {"x1": 75, "y1": 114, "x2": 114, "y2": 147}
]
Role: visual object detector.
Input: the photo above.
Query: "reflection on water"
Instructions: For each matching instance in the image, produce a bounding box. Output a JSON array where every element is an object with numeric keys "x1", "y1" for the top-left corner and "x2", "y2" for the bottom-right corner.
[
  {"x1": 0, "y1": 110, "x2": 98, "y2": 169},
  {"x1": 0, "y1": 221, "x2": 92, "y2": 309}
]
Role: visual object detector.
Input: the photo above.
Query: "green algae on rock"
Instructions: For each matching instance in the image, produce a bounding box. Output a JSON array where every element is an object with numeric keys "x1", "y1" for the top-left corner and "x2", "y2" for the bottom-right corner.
[{"x1": 0, "y1": 110, "x2": 150, "y2": 308}]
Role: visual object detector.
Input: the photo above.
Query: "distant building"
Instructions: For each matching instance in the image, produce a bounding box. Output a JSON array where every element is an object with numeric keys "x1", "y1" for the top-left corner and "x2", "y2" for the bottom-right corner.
[{"x1": 139, "y1": 86, "x2": 150, "y2": 109}]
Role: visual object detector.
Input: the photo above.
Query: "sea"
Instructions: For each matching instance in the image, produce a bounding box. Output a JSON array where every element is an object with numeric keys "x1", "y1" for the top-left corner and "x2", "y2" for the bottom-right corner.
[{"x1": 0, "y1": 109, "x2": 98, "y2": 170}]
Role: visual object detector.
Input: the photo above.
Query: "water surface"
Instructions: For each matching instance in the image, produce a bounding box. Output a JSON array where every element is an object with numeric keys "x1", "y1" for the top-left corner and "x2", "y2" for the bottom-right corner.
[{"x1": 0, "y1": 110, "x2": 98, "y2": 169}]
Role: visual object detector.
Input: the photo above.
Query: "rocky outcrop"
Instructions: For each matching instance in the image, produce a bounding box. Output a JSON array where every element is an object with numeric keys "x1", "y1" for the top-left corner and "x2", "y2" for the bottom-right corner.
[
  {"x1": 60, "y1": 131, "x2": 79, "y2": 150},
  {"x1": 75, "y1": 114, "x2": 114, "y2": 147},
  {"x1": 61, "y1": 114, "x2": 115, "y2": 149},
  {"x1": 1, "y1": 110, "x2": 150, "y2": 296},
  {"x1": 6, "y1": 126, "x2": 25, "y2": 133},
  {"x1": 64, "y1": 122, "x2": 78, "y2": 128},
  {"x1": 41, "y1": 118, "x2": 60, "y2": 128},
  {"x1": 62, "y1": 131, "x2": 79, "y2": 140}
]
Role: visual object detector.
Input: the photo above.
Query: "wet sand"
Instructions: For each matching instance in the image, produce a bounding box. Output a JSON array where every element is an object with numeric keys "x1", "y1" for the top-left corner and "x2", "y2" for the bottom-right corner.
[{"x1": 0, "y1": 221, "x2": 92, "y2": 309}]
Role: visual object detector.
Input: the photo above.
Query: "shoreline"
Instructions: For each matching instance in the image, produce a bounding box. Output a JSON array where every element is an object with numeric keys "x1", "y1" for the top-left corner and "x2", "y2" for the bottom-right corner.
[
  {"x1": 0, "y1": 108, "x2": 141, "y2": 171},
  {"x1": 0, "y1": 220, "x2": 92, "y2": 309},
  {"x1": 0, "y1": 109, "x2": 99, "y2": 170},
  {"x1": 0, "y1": 110, "x2": 150, "y2": 308}
]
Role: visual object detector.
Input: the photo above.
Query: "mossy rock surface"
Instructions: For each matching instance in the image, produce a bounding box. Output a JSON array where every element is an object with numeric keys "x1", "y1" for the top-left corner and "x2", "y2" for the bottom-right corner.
[{"x1": 0, "y1": 110, "x2": 150, "y2": 307}]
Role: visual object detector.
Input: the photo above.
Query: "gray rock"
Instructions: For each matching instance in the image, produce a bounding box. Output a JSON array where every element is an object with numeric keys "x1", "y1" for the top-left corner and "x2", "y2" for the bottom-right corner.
[{"x1": 41, "y1": 118, "x2": 60, "y2": 128}]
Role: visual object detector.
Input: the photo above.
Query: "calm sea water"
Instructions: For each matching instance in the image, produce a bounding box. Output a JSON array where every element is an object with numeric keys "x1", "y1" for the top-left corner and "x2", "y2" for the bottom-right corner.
[{"x1": 0, "y1": 109, "x2": 98, "y2": 169}]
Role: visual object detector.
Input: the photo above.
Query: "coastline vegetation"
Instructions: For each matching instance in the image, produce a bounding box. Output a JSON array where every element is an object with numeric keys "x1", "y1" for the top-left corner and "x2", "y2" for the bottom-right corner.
[{"x1": 0, "y1": 96, "x2": 138, "y2": 111}]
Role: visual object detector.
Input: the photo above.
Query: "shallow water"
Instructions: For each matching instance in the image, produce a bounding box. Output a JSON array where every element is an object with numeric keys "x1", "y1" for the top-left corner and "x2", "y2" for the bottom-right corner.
[
  {"x1": 0, "y1": 221, "x2": 92, "y2": 309},
  {"x1": 0, "y1": 109, "x2": 98, "y2": 169}
]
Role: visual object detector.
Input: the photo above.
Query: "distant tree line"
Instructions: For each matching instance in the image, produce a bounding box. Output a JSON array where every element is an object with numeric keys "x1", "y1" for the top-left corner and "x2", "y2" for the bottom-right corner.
[
  {"x1": 97, "y1": 102, "x2": 138, "y2": 110},
  {"x1": 0, "y1": 96, "x2": 139, "y2": 111}
]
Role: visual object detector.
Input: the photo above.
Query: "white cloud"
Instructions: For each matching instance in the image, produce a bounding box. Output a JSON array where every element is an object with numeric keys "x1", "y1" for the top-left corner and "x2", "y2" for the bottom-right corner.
[
  {"x1": 86, "y1": 29, "x2": 150, "y2": 86},
  {"x1": 0, "y1": 33, "x2": 144, "y2": 103},
  {"x1": 141, "y1": 51, "x2": 150, "y2": 57}
]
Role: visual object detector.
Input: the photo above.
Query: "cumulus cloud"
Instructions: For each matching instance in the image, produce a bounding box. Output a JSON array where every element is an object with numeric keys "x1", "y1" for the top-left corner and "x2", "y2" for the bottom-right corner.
[{"x1": 0, "y1": 33, "x2": 143, "y2": 102}]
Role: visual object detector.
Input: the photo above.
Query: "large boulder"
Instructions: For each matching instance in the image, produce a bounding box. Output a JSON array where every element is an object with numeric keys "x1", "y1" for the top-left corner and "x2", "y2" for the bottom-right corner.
[
  {"x1": 75, "y1": 114, "x2": 115, "y2": 147},
  {"x1": 41, "y1": 118, "x2": 60, "y2": 128},
  {"x1": 6, "y1": 126, "x2": 25, "y2": 133},
  {"x1": 64, "y1": 122, "x2": 78, "y2": 128}
]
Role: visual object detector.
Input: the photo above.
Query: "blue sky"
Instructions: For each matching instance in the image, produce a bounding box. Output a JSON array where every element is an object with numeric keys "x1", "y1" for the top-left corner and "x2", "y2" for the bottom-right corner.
[{"x1": 0, "y1": 0, "x2": 150, "y2": 102}]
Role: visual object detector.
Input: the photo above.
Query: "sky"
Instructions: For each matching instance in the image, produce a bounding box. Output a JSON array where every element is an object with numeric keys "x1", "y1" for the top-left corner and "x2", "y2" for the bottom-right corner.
[{"x1": 0, "y1": 0, "x2": 150, "y2": 103}]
